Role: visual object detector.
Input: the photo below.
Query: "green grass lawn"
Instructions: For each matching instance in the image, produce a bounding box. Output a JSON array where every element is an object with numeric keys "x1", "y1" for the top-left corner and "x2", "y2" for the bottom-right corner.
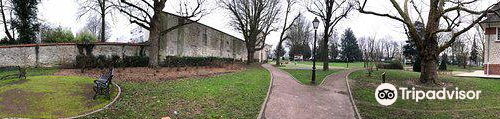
[
  {"x1": 447, "y1": 65, "x2": 483, "y2": 72},
  {"x1": 1, "y1": 67, "x2": 59, "y2": 87},
  {"x1": 296, "y1": 61, "x2": 365, "y2": 68},
  {"x1": 83, "y1": 66, "x2": 271, "y2": 118},
  {"x1": 0, "y1": 76, "x2": 114, "y2": 118},
  {"x1": 269, "y1": 61, "x2": 365, "y2": 69},
  {"x1": 349, "y1": 70, "x2": 500, "y2": 118},
  {"x1": 282, "y1": 69, "x2": 340, "y2": 85}
]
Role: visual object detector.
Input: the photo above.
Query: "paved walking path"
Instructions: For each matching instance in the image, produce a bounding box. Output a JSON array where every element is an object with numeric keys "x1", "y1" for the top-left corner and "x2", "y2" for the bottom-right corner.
[{"x1": 262, "y1": 64, "x2": 358, "y2": 119}]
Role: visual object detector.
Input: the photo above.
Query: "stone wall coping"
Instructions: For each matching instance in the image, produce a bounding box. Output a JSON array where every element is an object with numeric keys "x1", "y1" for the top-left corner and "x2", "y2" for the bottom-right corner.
[{"x1": 0, "y1": 42, "x2": 149, "y2": 49}]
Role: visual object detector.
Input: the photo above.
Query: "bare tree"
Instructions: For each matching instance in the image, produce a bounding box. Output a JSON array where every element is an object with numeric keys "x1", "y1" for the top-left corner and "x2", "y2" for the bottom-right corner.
[
  {"x1": 276, "y1": 0, "x2": 300, "y2": 66},
  {"x1": 0, "y1": 0, "x2": 13, "y2": 40},
  {"x1": 85, "y1": 15, "x2": 111, "y2": 40},
  {"x1": 221, "y1": 0, "x2": 281, "y2": 64},
  {"x1": 306, "y1": 0, "x2": 354, "y2": 71},
  {"x1": 78, "y1": 0, "x2": 118, "y2": 42},
  {"x1": 117, "y1": 0, "x2": 208, "y2": 67},
  {"x1": 286, "y1": 15, "x2": 312, "y2": 60},
  {"x1": 473, "y1": 25, "x2": 485, "y2": 65},
  {"x1": 358, "y1": 0, "x2": 500, "y2": 84}
]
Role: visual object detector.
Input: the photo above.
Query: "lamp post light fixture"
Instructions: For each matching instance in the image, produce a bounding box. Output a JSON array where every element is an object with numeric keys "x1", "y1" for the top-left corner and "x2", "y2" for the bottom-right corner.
[{"x1": 311, "y1": 17, "x2": 320, "y2": 84}]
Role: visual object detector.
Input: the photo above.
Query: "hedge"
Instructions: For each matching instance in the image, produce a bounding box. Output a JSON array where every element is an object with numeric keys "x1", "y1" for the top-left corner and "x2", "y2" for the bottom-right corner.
[
  {"x1": 76, "y1": 54, "x2": 149, "y2": 68},
  {"x1": 376, "y1": 61, "x2": 404, "y2": 70}
]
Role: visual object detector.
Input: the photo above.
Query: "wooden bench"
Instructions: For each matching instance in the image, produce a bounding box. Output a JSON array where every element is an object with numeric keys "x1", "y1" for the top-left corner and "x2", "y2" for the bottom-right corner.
[
  {"x1": 93, "y1": 68, "x2": 114, "y2": 99},
  {"x1": 0, "y1": 66, "x2": 27, "y2": 80}
]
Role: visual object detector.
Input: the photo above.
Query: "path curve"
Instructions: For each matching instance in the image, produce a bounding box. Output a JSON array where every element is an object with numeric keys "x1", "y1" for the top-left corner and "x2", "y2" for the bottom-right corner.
[{"x1": 262, "y1": 64, "x2": 358, "y2": 119}]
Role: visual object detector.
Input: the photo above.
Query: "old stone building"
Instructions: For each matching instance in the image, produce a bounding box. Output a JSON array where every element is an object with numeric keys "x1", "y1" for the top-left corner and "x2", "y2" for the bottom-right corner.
[
  {"x1": 480, "y1": 5, "x2": 500, "y2": 75},
  {"x1": 157, "y1": 12, "x2": 271, "y2": 63}
]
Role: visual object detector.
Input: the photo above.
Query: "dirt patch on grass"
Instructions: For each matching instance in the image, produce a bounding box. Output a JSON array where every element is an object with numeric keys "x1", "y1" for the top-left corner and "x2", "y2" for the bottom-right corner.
[
  {"x1": 55, "y1": 64, "x2": 245, "y2": 82},
  {"x1": 72, "y1": 84, "x2": 104, "y2": 107},
  {"x1": 0, "y1": 89, "x2": 46, "y2": 115}
]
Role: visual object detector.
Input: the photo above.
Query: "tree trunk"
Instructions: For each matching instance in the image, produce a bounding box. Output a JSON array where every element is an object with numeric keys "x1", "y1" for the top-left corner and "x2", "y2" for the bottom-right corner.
[
  {"x1": 420, "y1": 57, "x2": 438, "y2": 84},
  {"x1": 419, "y1": 39, "x2": 439, "y2": 84},
  {"x1": 100, "y1": 12, "x2": 106, "y2": 42},
  {"x1": 322, "y1": 31, "x2": 329, "y2": 71},
  {"x1": 247, "y1": 49, "x2": 255, "y2": 65},
  {"x1": 148, "y1": 15, "x2": 161, "y2": 68},
  {"x1": 275, "y1": 42, "x2": 283, "y2": 66},
  {"x1": 0, "y1": 1, "x2": 13, "y2": 41},
  {"x1": 100, "y1": 1, "x2": 106, "y2": 43}
]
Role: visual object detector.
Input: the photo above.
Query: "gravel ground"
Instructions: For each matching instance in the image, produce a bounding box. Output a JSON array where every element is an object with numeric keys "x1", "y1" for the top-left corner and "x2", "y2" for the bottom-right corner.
[{"x1": 55, "y1": 64, "x2": 245, "y2": 82}]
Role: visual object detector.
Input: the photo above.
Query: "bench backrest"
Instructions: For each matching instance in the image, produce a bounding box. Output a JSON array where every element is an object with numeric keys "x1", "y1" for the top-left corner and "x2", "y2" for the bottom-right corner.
[{"x1": 104, "y1": 68, "x2": 114, "y2": 86}]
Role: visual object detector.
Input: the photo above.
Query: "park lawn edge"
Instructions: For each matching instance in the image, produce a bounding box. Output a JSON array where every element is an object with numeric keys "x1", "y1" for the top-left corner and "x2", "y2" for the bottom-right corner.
[{"x1": 82, "y1": 65, "x2": 272, "y2": 118}]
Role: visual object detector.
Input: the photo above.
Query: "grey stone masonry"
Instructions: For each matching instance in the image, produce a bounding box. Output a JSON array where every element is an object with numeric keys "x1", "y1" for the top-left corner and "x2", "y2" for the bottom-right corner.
[{"x1": 0, "y1": 43, "x2": 148, "y2": 67}]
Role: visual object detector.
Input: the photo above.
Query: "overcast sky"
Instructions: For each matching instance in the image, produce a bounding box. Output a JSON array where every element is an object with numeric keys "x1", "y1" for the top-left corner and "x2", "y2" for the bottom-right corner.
[{"x1": 19, "y1": 0, "x2": 499, "y2": 47}]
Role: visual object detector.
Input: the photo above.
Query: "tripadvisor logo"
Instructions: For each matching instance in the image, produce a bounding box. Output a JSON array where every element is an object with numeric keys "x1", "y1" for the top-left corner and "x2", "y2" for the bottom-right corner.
[{"x1": 375, "y1": 83, "x2": 482, "y2": 106}]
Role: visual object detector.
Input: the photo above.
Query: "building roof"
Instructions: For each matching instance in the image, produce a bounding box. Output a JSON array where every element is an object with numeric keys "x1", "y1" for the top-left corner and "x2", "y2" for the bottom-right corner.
[{"x1": 481, "y1": 4, "x2": 500, "y2": 23}]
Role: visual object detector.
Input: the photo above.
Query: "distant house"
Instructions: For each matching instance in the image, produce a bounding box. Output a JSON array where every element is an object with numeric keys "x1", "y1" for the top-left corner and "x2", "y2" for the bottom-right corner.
[
  {"x1": 254, "y1": 44, "x2": 272, "y2": 62},
  {"x1": 479, "y1": 4, "x2": 500, "y2": 75},
  {"x1": 294, "y1": 54, "x2": 303, "y2": 61}
]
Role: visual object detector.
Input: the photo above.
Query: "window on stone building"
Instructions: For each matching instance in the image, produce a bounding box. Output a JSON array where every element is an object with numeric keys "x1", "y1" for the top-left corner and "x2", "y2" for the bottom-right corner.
[{"x1": 497, "y1": 27, "x2": 500, "y2": 41}]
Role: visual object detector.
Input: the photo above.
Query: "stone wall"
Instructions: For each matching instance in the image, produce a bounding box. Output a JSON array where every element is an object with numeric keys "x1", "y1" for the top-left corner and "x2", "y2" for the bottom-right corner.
[{"x1": 0, "y1": 43, "x2": 148, "y2": 67}]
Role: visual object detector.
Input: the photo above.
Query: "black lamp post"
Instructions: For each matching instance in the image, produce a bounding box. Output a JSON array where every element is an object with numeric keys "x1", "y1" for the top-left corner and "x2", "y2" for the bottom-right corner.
[{"x1": 311, "y1": 17, "x2": 320, "y2": 84}]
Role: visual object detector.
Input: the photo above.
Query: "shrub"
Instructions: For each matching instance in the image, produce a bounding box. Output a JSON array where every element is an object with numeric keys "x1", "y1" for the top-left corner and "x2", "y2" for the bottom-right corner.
[
  {"x1": 42, "y1": 27, "x2": 75, "y2": 43},
  {"x1": 76, "y1": 55, "x2": 95, "y2": 69},
  {"x1": 110, "y1": 55, "x2": 121, "y2": 67},
  {"x1": 0, "y1": 37, "x2": 18, "y2": 45},
  {"x1": 123, "y1": 55, "x2": 149, "y2": 67},
  {"x1": 439, "y1": 53, "x2": 448, "y2": 71},
  {"x1": 377, "y1": 61, "x2": 404, "y2": 70},
  {"x1": 76, "y1": 30, "x2": 98, "y2": 43},
  {"x1": 413, "y1": 56, "x2": 421, "y2": 72},
  {"x1": 95, "y1": 55, "x2": 107, "y2": 68}
]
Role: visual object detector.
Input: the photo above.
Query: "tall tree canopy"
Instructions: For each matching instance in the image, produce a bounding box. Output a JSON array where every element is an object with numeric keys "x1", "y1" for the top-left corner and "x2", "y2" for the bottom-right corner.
[
  {"x1": 221, "y1": 0, "x2": 281, "y2": 64},
  {"x1": 307, "y1": 0, "x2": 354, "y2": 70},
  {"x1": 275, "y1": 0, "x2": 300, "y2": 66},
  {"x1": 78, "y1": 0, "x2": 117, "y2": 42},
  {"x1": 286, "y1": 15, "x2": 312, "y2": 61},
  {"x1": 340, "y1": 28, "x2": 362, "y2": 62},
  {"x1": 11, "y1": 0, "x2": 40, "y2": 44}
]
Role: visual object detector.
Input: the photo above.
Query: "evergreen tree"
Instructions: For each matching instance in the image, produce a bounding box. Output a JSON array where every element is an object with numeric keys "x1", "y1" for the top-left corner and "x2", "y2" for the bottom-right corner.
[
  {"x1": 274, "y1": 45, "x2": 286, "y2": 59},
  {"x1": 470, "y1": 38, "x2": 479, "y2": 66},
  {"x1": 11, "y1": 0, "x2": 40, "y2": 44},
  {"x1": 439, "y1": 53, "x2": 448, "y2": 71},
  {"x1": 403, "y1": 21, "x2": 423, "y2": 72},
  {"x1": 413, "y1": 55, "x2": 421, "y2": 72},
  {"x1": 330, "y1": 42, "x2": 339, "y2": 60},
  {"x1": 340, "y1": 28, "x2": 363, "y2": 62}
]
